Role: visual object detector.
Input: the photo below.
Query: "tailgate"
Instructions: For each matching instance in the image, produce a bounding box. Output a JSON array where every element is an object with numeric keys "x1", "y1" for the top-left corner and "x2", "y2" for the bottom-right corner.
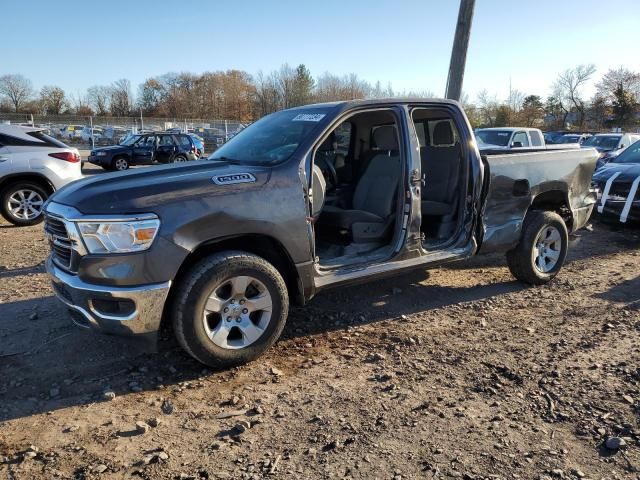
[{"x1": 479, "y1": 148, "x2": 598, "y2": 253}]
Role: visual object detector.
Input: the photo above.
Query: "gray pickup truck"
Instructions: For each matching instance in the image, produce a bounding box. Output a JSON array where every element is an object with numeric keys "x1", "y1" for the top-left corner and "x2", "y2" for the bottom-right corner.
[{"x1": 44, "y1": 99, "x2": 598, "y2": 367}]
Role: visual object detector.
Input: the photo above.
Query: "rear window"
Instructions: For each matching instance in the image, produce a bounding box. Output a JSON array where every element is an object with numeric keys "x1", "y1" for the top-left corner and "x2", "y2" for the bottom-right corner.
[
  {"x1": 178, "y1": 135, "x2": 192, "y2": 147},
  {"x1": 0, "y1": 131, "x2": 67, "y2": 148},
  {"x1": 476, "y1": 130, "x2": 512, "y2": 147},
  {"x1": 530, "y1": 130, "x2": 544, "y2": 147}
]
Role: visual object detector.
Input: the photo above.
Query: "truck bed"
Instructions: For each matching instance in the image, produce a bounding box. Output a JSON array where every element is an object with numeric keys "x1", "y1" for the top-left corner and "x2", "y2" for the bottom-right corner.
[{"x1": 479, "y1": 147, "x2": 599, "y2": 253}]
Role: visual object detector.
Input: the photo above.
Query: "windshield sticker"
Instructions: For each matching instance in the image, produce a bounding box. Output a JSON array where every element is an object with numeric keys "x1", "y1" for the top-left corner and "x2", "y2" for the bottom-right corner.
[{"x1": 292, "y1": 113, "x2": 326, "y2": 122}]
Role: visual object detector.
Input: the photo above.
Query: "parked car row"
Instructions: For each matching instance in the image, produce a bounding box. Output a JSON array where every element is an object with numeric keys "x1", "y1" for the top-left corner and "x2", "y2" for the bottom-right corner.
[{"x1": 88, "y1": 132, "x2": 199, "y2": 171}]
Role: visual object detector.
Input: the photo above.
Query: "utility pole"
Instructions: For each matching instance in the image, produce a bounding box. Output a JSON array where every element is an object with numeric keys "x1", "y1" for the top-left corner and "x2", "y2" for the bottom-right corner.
[{"x1": 445, "y1": 0, "x2": 475, "y2": 101}]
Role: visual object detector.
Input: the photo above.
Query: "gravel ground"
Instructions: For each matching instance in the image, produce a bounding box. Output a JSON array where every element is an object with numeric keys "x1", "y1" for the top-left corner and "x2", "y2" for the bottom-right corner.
[{"x1": 0, "y1": 211, "x2": 639, "y2": 479}]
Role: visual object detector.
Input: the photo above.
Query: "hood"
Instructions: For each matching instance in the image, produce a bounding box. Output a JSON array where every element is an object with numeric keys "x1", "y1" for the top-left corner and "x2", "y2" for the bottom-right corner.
[
  {"x1": 92, "y1": 144, "x2": 129, "y2": 153},
  {"x1": 593, "y1": 162, "x2": 640, "y2": 183},
  {"x1": 50, "y1": 160, "x2": 271, "y2": 215},
  {"x1": 582, "y1": 146, "x2": 610, "y2": 153}
]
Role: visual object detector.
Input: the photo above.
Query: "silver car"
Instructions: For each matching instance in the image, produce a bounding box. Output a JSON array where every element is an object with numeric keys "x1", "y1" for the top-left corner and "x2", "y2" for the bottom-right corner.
[{"x1": 0, "y1": 125, "x2": 83, "y2": 225}]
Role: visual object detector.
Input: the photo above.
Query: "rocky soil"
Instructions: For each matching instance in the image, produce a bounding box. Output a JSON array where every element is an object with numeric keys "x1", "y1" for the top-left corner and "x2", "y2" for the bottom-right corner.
[{"x1": 0, "y1": 216, "x2": 639, "y2": 480}]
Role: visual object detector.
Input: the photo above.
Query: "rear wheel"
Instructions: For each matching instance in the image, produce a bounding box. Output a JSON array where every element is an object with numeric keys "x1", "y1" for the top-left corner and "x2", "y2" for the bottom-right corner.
[
  {"x1": 112, "y1": 156, "x2": 129, "y2": 171},
  {"x1": 506, "y1": 210, "x2": 568, "y2": 285},
  {"x1": 1, "y1": 182, "x2": 49, "y2": 226},
  {"x1": 172, "y1": 251, "x2": 289, "y2": 368},
  {"x1": 173, "y1": 155, "x2": 188, "y2": 163}
]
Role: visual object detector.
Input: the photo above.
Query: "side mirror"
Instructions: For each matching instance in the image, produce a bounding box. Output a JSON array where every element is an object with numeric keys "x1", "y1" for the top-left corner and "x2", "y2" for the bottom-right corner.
[
  {"x1": 512, "y1": 141, "x2": 523, "y2": 148},
  {"x1": 619, "y1": 145, "x2": 625, "y2": 149}
]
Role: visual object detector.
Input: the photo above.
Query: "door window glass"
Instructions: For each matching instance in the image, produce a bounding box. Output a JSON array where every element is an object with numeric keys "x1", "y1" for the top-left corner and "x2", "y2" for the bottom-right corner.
[
  {"x1": 161, "y1": 135, "x2": 176, "y2": 146},
  {"x1": 530, "y1": 130, "x2": 544, "y2": 146},
  {"x1": 512, "y1": 131, "x2": 529, "y2": 147}
]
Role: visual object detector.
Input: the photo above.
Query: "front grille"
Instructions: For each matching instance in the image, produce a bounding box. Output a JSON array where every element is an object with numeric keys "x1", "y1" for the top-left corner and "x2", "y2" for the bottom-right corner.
[
  {"x1": 44, "y1": 214, "x2": 73, "y2": 269},
  {"x1": 609, "y1": 182, "x2": 635, "y2": 200}
]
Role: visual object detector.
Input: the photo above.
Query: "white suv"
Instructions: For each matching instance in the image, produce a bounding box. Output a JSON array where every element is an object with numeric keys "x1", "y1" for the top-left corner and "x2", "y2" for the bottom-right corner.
[{"x1": 0, "y1": 125, "x2": 83, "y2": 226}]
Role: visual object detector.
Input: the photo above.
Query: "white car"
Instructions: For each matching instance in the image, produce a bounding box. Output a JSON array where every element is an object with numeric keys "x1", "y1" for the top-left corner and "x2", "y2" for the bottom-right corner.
[
  {"x1": 80, "y1": 126, "x2": 104, "y2": 143},
  {"x1": 0, "y1": 125, "x2": 83, "y2": 225},
  {"x1": 475, "y1": 127, "x2": 548, "y2": 150},
  {"x1": 60, "y1": 125, "x2": 85, "y2": 141}
]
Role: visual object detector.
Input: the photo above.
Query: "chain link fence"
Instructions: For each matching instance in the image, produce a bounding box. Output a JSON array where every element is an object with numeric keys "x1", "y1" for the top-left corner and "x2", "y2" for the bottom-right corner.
[{"x1": 0, "y1": 112, "x2": 246, "y2": 151}]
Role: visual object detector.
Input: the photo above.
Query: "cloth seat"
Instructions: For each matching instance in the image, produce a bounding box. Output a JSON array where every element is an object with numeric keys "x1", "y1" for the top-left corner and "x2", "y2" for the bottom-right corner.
[
  {"x1": 420, "y1": 121, "x2": 462, "y2": 217},
  {"x1": 318, "y1": 125, "x2": 401, "y2": 242}
]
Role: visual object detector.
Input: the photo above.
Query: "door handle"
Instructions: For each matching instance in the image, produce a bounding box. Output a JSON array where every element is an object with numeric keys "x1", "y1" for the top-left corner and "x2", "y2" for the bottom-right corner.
[{"x1": 0, "y1": 156, "x2": 8, "y2": 162}]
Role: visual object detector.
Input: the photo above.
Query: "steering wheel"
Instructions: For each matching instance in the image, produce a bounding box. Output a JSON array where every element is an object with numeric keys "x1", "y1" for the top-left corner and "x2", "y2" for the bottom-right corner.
[{"x1": 317, "y1": 154, "x2": 338, "y2": 191}]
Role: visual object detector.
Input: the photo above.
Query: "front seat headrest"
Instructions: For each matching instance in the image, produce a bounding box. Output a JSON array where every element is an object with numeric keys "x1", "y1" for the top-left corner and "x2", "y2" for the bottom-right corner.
[
  {"x1": 433, "y1": 121, "x2": 454, "y2": 146},
  {"x1": 373, "y1": 126, "x2": 398, "y2": 151},
  {"x1": 311, "y1": 164, "x2": 326, "y2": 219}
]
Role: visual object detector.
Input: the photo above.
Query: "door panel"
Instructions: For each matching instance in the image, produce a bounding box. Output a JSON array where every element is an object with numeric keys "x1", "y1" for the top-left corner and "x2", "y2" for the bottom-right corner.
[
  {"x1": 0, "y1": 146, "x2": 14, "y2": 178},
  {"x1": 155, "y1": 135, "x2": 176, "y2": 163},
  {"x1": 132, "y1": 136, "x2": 156, "y2": 164}
]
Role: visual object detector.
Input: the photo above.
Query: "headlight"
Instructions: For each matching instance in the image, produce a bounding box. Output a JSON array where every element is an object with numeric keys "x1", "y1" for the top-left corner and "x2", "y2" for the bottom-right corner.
[
  {"x1": 96, "y1": 151, "x2": 107, "y2": 156},
  {"x1": 77, "y1": 218, "x2": 160, "y2": 253}
]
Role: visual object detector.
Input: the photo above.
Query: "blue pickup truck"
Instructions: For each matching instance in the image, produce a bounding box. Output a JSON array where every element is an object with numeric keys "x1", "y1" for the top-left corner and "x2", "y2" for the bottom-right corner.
[{"x1": 88, "y1": 132, "x2": 197, "y2": 171}]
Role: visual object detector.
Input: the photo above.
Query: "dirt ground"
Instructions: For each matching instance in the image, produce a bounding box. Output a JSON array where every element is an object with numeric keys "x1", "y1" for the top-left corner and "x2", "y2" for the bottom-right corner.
[{"x1": 0, "y1": 211, "x2": 639, "y2": 479}]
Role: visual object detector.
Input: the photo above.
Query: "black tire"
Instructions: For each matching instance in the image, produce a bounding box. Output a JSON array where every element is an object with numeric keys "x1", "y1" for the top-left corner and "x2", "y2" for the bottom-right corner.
[
  {"x1": 506, "y1": 210, "x2": 568, "y2": 285},
  {"x1": 0, "y1": 182, "x2": 49, "y2": 226},
  {"x1": 112, "y1": 156, "x2": 129, "y2": 171},
  {"x1": 172, "y1": 251, "x2": 289, "y2": 368},
  {"x1": 172, "y1": 154, "x2": 188, "y2": 163}
]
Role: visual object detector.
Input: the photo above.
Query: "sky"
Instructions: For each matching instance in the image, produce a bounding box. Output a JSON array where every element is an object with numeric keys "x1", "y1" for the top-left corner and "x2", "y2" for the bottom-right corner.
[{"x1": 3, "y1": 0, "x2": 639, "y2": 102}]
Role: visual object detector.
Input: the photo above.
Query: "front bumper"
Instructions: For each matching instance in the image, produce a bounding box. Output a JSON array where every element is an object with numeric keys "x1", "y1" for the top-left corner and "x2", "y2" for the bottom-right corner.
[
  {"x1": 87, "y1": 155, "x2": 109, "y2": 165},
  {"x1": 597, "y1": 200, "x2": 640, "y2": 223},
  {"x1": 46, "y1": 256, "x2": 171, "y2": 336}
]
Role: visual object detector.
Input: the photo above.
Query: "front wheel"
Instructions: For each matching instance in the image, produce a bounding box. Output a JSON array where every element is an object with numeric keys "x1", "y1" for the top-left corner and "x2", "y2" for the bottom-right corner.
[
  {"x1": 506, "y1": 210, "x2": 568, "y2": 285},
  {"x1": 112, "y1": 156, "x2": 129, "y2": 171},
  {"x1": 1, "y1": 182, "x2": 49, "y2": 226},
  {"x1": 172, "y1": 251, "x2": 289, "y2": 368}
]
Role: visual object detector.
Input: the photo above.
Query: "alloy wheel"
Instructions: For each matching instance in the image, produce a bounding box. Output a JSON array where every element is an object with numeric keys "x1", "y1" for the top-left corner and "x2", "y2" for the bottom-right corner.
[
  {"x1": 532, "y1": 225, "x2": 562, "y2": 273},
  {"x1": 7, "y1": 189, "x2": 44, "y2": 220},
  {"x1": 202, "y1": 275, "x2": 273, "y2": 350}
]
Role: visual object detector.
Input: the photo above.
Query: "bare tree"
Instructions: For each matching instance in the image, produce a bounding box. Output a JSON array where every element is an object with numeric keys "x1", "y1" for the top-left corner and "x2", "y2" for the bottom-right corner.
[
  {"x1": 253, "y1": 71, "x2": 281, "y2": 116},
  {"x1": 87, "y1": 86, "x2": 111, "y2": 116},
  {"x1": 0, "y1": 74, "x2": 33, "y2": 112},
  {"x1": 276, "y1": 64, "x2": 296, "y2": 109},
  {"x1": 552, "y1": 64, "x2": 596, "y2": 128},
  {"x1": 69, "y1": 92, "x2": 93, "y2": 115},
  {"x1": 476, "y1": 89, "x2": 499, "y2": 126},
  {"x1": 596, "y1": 67, "x2": 640, "y2": 103},
  {"x1": 40, "y1": 86, "x2": 66, "y2": 115},
  {"x1": 110, "y1": 79, "x2": 132, "y2": 116},
  {"x1": 507, "y1": 84, "x2": 525, "y2": 112}
]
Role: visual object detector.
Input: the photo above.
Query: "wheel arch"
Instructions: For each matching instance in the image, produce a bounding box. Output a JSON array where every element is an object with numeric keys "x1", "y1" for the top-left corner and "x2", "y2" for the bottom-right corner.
[
  {"x1": 527, "y1": 189, "x2": 573, "y2": 230},
  {"x1": 162, "y1": 233, "x2": 304, "y2": 332},
  {"x1": 0, "y1": 173, "x2": 56, "y2": 195}
]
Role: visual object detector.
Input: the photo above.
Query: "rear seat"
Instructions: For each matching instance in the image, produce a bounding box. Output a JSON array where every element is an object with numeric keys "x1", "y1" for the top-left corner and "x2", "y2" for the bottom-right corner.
[{"x1": 420, "y1": 121, "x2": 462, "y2": 217}]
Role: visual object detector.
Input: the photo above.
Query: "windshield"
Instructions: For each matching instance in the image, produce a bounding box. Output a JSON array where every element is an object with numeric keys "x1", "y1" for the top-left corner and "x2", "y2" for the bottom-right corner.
[
  {"x1": 475, "y1": 130, "x2": 512, "y2": 147},
  {"x1": 583, "y1": 135, "x2": 620, "y2": 149},
  {"x1": 208, "y1": 107, "x2": 332, "y2": 165},
  {"x1": 120, "y1": 134, "x2": 142, "y2": 146},
  {"x1": 612, "y1": 141, "x2": 640, "y2": 164}
]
